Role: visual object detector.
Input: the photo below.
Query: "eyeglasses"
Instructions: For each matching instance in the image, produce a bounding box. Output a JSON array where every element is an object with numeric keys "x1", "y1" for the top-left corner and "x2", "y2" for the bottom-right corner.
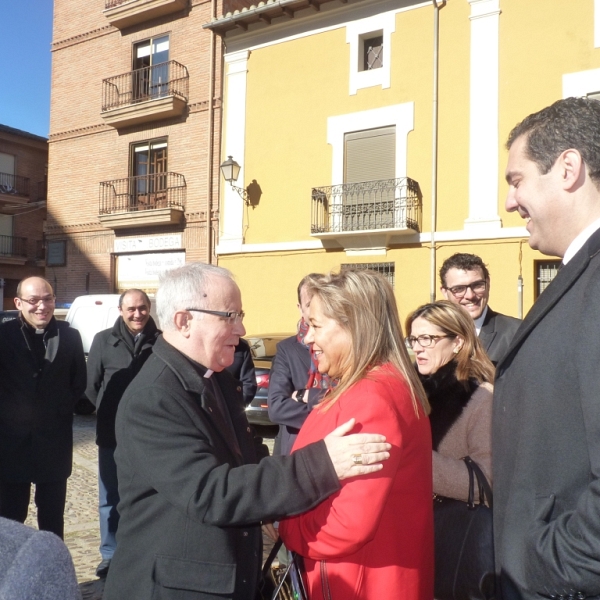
[
  {"x1": 186, "y1": 308, "x2": 245, "y2": 324},
  {"x1": 444, "y1": 280, "x2": 487, "y2": 298},
  {"x1": 405, "y1": 334, "x2": 453, "y2": 348},
  {"x1": 19, "y1": 295, "x2": 56, "y2": 306}
]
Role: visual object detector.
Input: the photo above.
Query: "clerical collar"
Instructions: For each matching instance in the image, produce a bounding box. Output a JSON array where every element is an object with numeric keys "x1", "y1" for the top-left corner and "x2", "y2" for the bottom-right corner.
[
  {"x1": 204, "y1": 370, "x2": 214, "y2": 379},
  {"x1": 20, "y1": 315, "x2": 46, "y2": 335}
]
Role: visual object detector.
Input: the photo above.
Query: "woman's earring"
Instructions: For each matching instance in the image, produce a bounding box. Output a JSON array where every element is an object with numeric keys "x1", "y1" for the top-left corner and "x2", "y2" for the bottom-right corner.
[{"x1": 453, "y1": 347, "x2": 460, "y2": 354}]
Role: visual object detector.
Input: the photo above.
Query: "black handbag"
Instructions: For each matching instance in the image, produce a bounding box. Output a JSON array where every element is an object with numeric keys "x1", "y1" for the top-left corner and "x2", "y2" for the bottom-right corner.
[
  {"x1": 433, "y1": 456, "x2": 496, "y2": 600},
  {"x1": 256, "y1": 538, "x2": 307, "y2": 600}
]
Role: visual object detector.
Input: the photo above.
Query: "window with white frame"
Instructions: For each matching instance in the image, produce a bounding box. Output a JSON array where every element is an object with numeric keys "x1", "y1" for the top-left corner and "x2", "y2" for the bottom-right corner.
[
  {"x1": 346, "y1": 13, "x2": 395, "y2": 95},
  {"x1": 535, "y1": 260, "x2": 561, "y2": 299}
]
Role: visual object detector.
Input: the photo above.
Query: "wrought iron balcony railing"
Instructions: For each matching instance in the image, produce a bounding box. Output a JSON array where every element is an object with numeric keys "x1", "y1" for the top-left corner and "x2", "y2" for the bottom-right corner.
[
  {"x1": 102, "y1": 61, "x2": 189, "y2": 112},
  {"x1": 311, "y1": 177, "x2": 422, "y2": 234},
  {"x1": 99, "y1": 172, "x2": 186, "y2": 215},
  {"x1": 0, "y1": 235, "x2": 28, "y2": 257},
  {"x1": 0, "y1": 172, "x2": 30, "y2": 197}
]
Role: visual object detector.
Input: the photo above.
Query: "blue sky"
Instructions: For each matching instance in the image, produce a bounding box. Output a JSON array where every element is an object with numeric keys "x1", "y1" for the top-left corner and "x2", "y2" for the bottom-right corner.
[{"x1": 0, "y1": 1, "x2": 53, "y2": 138}]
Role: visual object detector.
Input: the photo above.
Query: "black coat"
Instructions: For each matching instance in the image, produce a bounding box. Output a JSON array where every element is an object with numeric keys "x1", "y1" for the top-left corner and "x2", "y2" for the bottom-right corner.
[
  {"x1": 493, "y1": 228, "x2": 600, "y2": 600},
  {"x1": 0, "y1": 317, "x2": 86, "y2": 482},
  {"x1": 225, "y1": 338, "x2": 257, "y2": 405},
  {"x1": 86, "y1": 316, "x2": 160, "y2": 448},
  {"x1": 479, "y1": 307, "x2": 521, "y2": 366},
  {"x1": 103, "y1": 336, "x2": 339, "y2": 600},
  {"x1": 267, "y1": 336, "x2": 325, "y2": 455}
]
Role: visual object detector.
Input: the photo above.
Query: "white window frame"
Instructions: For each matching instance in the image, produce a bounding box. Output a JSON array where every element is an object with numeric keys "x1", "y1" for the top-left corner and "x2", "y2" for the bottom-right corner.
[{"x1": 346, "y1": 13, "x2": 395, "y2": 96}]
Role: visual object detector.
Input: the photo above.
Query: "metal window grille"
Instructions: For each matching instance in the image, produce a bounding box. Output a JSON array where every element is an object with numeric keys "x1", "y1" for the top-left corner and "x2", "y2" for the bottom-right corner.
[
  {"x1": 535, "y1": 260, "x2": 561, "y2": 298},
  {"x1": 341, "y1": 262, "x2": 395, "y2": 288},
  {"x1": 363, "y1": 35, "x2": 383, "y2": 71}
]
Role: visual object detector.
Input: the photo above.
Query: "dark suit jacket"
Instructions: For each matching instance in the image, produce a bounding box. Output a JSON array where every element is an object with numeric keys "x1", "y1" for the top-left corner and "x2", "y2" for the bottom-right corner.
[
  {"x1": 267, "y1": 336, "x2": 324, "y2": 455},
  {"x1": 103, "y1": 336, "x2": 340, "y2": 600},
  {"x1": 479, "y1": 307, "x2": 521, "y2": 366},
  {"x1": 0, "y1": 317, "x2": 86, "y2": 482},
  {"x1": 225, "y1": 338, "x2": 257, "y2": 406},
  {"x1": 86, "y1": 316, "x2": 160, "y2": 448},
  {"x1": 493, "y1": 228, "x2": 600, "y2": 600}
]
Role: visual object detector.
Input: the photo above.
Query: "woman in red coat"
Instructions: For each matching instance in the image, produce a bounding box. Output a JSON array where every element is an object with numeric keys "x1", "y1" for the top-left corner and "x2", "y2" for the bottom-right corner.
[{"x1": 279, "y1": 269, "x2": 433, "y2": 600}]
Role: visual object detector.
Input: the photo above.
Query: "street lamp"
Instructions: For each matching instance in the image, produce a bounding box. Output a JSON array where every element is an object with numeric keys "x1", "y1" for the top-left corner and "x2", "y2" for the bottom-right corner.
[{"x1": 220, "y1": 156, "x2": 250, "y2": 206}]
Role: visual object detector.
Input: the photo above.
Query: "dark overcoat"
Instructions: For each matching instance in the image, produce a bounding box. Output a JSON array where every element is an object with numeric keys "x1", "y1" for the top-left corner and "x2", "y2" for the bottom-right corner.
[
  {"x1": 86, "y1": 315, "x2": 160, "y2": 448},
  {"x1": 479, "y1": 306, "x2": 521, "y2": 366},
  {"x1": 0, "y1": 317, "x2": 86, "y2": 483},
  {"x1": 102, "y1": 336, "x2": 339, "y2": 600},
  {"x1": 493, "y1": 228, "x2": 600, "y2": 600}
]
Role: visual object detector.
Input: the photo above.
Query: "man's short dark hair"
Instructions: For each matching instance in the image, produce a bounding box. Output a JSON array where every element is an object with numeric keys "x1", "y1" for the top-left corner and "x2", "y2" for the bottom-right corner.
[
  {"x1": 507, "y1": 96, "x2": 600, "y2": 186},
  {"x1": 297, "y1": 273, "x2": 323, "y2": 304},
  {"x1": 119, "y1": 289, "x2": 151, "y2": 308},
  {"x1": 439, "y1": 253, "x2": 490, "y2": 288}
]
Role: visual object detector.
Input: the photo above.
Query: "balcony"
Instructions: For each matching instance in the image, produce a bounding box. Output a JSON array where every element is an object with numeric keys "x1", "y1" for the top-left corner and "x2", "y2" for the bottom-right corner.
[
  {"x1": 104, "y1": 0, "x2": 188, "y2": 29},
  {"x1": 0, "y1": 235, "x2": 30, "y2": 265},
  {"x1": 311, "y1": 177, "x2": 422, "y2": 250},
  {"x1": 99, "y1": 172, "x2": 186, "y2": 229},
  {"x1": 0, "y1": 173, "x2": 30, "y2": 208},
  {"x1": 101, "y1": 61, "x2": 188, "y2": 129}
]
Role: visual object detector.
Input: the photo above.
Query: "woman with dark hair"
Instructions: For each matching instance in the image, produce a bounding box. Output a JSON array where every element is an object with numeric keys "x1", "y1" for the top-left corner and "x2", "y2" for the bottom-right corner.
[
  {"x1": 405, "y1": 300, "x2": 495, "y2": 500},
  {"x1": 279, "y1": 269, "x2": 433, "y2": 600}
]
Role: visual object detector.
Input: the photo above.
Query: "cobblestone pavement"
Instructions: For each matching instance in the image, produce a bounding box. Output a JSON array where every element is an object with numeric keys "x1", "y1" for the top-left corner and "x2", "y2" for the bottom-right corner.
[{"x1": 25, "y1": 415, "x2": 276, "y2": 600}]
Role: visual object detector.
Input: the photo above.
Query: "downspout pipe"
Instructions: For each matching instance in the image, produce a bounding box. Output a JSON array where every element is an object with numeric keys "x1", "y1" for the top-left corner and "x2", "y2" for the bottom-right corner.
[
  {"x1": 206, "y1": 0, "x2": 218, "y2": 264},
  {"x1": 430, "y1": 0, "x2": 444, "y2": 302}
]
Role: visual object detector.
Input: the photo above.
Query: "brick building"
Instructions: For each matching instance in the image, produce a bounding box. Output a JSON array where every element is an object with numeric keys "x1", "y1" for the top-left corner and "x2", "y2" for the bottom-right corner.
[
  {"x1": 0, "y1": 125, "x2": 47, "y2": 310},
  {"x1": 48, "y1": 0, "x2": 225, "y2": 303}
]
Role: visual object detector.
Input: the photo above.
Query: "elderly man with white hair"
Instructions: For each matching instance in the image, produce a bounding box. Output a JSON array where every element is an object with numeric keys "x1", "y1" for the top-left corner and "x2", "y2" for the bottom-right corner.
[{"x1": 103, "y1": 262, "x2": 390, "y2": 600}]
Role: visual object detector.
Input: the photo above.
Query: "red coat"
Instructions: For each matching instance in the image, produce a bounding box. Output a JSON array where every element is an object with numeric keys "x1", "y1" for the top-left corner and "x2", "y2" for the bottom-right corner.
[{"x1": 279, "y1": 363, "x2": 434, "y2": 600}]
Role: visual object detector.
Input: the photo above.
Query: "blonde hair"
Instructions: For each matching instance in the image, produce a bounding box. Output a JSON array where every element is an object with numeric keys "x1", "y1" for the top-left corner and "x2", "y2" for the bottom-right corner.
[
  {"x1": 306, "y1": 269, "x2": 429, "y2": 417},
  {"x1": 405, "y1": 300, "x2": 495, "y2": 385}
]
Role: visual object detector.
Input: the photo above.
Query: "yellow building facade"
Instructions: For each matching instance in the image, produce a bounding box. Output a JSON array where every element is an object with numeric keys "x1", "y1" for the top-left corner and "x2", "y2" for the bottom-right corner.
[{"x1": 206, "y1": 0, "x2": 600, "y2": 334}]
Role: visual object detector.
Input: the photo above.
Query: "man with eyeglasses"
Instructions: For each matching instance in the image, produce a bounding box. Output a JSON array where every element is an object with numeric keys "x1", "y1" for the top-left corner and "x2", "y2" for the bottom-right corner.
[
  {"x1": 439, "y1": 252, "x2": 520, "y2": 365},
  {"x1": 103, "y1": 262, "x2": 391, "y2": 600},
  {"x1": 86, "y1": 289, "x2": 160, "y2": 578},
  {"x1": 0, "y1": 277, "x2": 86, "y2": 539}
]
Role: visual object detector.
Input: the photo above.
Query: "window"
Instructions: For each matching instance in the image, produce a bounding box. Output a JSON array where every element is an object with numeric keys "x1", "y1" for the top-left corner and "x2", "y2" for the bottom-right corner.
[
  {"x1": 535, "y1": 260, "x2": 561, "y2": 298},
  {"x1": 346, "y1": 14, "x2": 394, "y2": 95},
  {"x1": 133, "y1": 35, "x2": 170, "y2": 101},
  {"x1": 361, "y1": 33, "x2": 383, "y2": 71},
  {"x1": 47, "y1": 240, "x2": 67, "y2": 267},
  {"x1": 341, "y1": 262, "x2": 395, "y2": 288},
  {"x1": 130, "y1": 138, "x2": 168, "y2": 209},
  {"x1": 0, "y1": 153, "x2": 15, "y2": 193},
  {"x1": 343, "y1": 126, "x2": 396, "y2": 230}
]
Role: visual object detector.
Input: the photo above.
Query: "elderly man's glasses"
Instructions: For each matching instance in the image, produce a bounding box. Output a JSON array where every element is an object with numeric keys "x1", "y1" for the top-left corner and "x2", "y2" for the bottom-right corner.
[
  {"x1": 186, "y1": 308, "x2": 245, "y2": 324},
  {"x1": 444, "y1": 280, "x2": 487, "y2": 298},
  {"x1": 405, "y1": 334, "x2": 452, "y2": 348},
  {"x1": 19, "y1": 295, "x2": 56, "y2": 306}
]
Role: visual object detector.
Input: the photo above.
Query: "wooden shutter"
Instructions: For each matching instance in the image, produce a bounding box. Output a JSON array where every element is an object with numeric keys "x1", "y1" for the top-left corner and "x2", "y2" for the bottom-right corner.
[{"x1": 344, "y1": 126, "x2": 395, "y2": 184}]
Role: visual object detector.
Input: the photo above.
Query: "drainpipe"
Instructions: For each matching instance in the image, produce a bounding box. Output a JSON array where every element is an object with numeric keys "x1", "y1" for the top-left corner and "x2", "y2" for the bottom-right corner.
[
  {"x1": 206, "y1": 0, "x2": 218, "y2": 264},
  {"x1": 430, "y1": 0, "x2": 444, "y2": 302}
]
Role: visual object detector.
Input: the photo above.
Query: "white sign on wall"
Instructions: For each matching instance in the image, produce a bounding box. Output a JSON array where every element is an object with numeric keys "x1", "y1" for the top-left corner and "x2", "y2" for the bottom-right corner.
[
  {"x1": 116, "y1": 251, "x2": 185, "y2": 290},
  {"x1": 114, "y1": 234, "x2": 182, "y2": 253}
]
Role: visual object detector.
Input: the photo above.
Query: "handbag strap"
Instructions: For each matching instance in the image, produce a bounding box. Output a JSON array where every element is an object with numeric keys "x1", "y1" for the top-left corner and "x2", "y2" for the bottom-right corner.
[
  {"x1": 462, "y1": 456, "x2": 493, "y2": 509},
  {"x1": 262, "y1": 537, "x2": 284, "y2": 580}
]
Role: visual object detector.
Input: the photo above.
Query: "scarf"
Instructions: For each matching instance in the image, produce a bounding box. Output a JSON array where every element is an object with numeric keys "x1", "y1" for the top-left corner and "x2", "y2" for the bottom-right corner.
[{"x1": 418, "y1": 360, "x2": 479, "y2": 451}]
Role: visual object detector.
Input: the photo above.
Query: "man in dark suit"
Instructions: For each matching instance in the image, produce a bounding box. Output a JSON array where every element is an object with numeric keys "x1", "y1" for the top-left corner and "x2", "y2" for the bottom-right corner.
[
  {"x1": 102, "y1": 262, "x2": 391, "y2": 600},
  {"x1": 0, "y1": 277, "x2": 86, "y2": 540},
  {"x1": 268, "y1": 273, "x2": 328, "y2": 456},
  {"x1": 440, "y1": 253, "x2": 521, "y2": 365},
  {"x1": 493, "y1": 96, "x2": 600, "y2": 600},
  {"x1": 86, "y1": 289, "x2": 160, "y2": 578}
]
